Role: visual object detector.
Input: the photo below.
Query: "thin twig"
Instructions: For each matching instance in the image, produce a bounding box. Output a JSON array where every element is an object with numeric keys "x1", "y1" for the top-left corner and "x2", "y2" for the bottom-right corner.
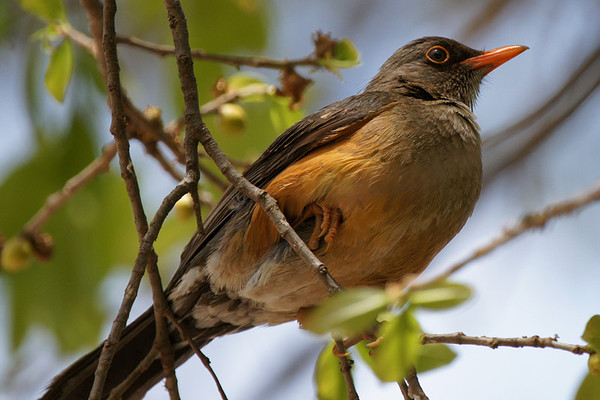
[
  {"x1": 422, "y1": 332, "x2": 593, "y2": 355},
  {"x1": 413, "y1": 179, "x2": 600, "y2": 287},
  {"x1": 161, "y1": 0, "x2": 342, "y2": 295},
  {"x1": 460, "y1": 0, "x2": 516, "y2": 39},
  {"x1": 404, "y1": 368, "x2": 429, "y2": 400},
  {"x1": 398, "y1": 380, "x2": 412, "y2": 400},
  {"x1": 60, "y1": 23, "x2": 269, "y2": 191},
  {"x1": 59, "y1": 25, "x2": 186, "y2": 163},
  {"x1": 146, "y1": 252, "x2": 181, "y2": 400},
  {"x1": 162, "y1": 310, "x2": 229, "y2": 399},
  {"x1": 22, "y1": 142, "x2": 117, "y2": 236},
  {"x1": 116, "y1": 34, "x2": 321, "y2": 69},
  {"x1": 107, "y1": 348, "x2": 159, "y2": 400},
  {"x1": 88, "y1": 0, "x2": 156, "y2": 397},
  {"x1": 334, "y1": 338, "x2": 360, "y2": 400},
  {"x1": 144, "y1": 143, "x2": 184, "y2": 182}
]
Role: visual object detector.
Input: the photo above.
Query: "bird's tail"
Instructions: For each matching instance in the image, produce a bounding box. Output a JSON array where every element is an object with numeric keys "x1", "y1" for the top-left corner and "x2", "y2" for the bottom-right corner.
[{"x1": 40, "y1": 306, "x2": 239, "y2": 400}]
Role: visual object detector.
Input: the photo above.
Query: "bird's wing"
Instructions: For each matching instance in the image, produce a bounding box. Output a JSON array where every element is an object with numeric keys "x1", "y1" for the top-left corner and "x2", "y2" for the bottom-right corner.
[{"x1": 170, "y1": 91, "x2": 398, "y2": 288}]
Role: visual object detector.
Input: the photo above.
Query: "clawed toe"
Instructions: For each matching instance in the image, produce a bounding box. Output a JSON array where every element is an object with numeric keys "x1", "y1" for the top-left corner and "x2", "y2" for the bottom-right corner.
[{"x1": 304, "y1": 203, "x2": 343, "y2": 251}]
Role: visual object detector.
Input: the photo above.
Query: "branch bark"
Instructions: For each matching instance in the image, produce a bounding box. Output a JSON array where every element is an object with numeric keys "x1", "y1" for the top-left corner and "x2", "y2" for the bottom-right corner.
[
  {"x1": 116, "y1": 34, "x2": 321, "y2": 69},
  {"x1": 87, "y1": 0, "x2": 161, "y2": 397},
  {"x1": 334, "y1": 338, "x2": 360, "y2": 400},
  {"x1": 422, "y1": 333, "x2": 593, "y2": 355}
]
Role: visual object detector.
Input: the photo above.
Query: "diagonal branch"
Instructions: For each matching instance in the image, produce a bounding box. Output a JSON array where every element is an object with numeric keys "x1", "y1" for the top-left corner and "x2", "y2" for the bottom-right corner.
[
  {"x1": 413, "y1": 179, "x2": 600, "y2": 288},
  {"x1": 21, "y1": 142, "x2": 117, "y2": 238}
]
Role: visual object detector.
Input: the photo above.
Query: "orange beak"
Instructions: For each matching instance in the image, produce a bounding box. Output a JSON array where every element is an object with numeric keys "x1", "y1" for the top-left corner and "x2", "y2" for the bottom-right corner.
[{"x1": 462, "y1": 45, "x2": 529, "y2": 74}]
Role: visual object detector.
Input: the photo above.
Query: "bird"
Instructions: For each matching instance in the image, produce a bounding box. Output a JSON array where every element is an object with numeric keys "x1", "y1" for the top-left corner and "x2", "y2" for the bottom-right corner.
[{"x1": 41, "y1": 36, "x2": 527, "y2": 399}]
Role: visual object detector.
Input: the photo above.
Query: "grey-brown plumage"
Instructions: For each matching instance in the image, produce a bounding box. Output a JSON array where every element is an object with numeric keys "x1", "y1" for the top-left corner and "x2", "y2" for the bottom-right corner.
[{"x1": 41, "y1": 37, "x2": 526, "y2": 399}]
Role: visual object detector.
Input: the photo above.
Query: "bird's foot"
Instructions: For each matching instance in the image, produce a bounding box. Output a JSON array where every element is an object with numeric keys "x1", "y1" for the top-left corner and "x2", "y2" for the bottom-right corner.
[
  {"x1": 305, "y1": 203, "x2": 343, "y2": 251},
  {"x1": 331, "y1": 332, "x2": 382, "y2": 358}
]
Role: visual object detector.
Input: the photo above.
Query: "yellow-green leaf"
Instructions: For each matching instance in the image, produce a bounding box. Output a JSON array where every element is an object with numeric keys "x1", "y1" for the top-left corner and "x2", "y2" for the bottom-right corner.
[
  {"x1": 303, "y1": 288, "x2": 390, "y2": 336},
  {"x1": 17, "y1": 0, "x2": 66, "y2": 22},
  {"x1": 333, "y1": 39, "x2": 360, "y2": 64},
  {"x1": 575, "y1": 373, "x2": 600, "y2": 400},
  {"x1": 44, "y1": 40, "x2": 73, "y2": 102},
  {"x1": 589, "y1": 354, "x2": 600, "y2": 378},
  {"x1": 319, "y1": 38, "x2": 361, "y2": 70},
  {"x1": 409, "y1": 281, "x2": 472, "y2": 310},
  {"x1": 414, "y1": 343, "x2": 456, "y2": 373},
  {"x1": 228, "y1": 73, "x2": 266, "y2": 90},
  {"x1": 360, "y1": 310, "x2": 422, "y2": 381},
  {"x1": 268, "y1": 96, "x2": 303, "y2": 132},
  {"x1": 315, "y1": 342, "x2": 348, "y2": 400},
  {"x1": 582, "y1": 315, "x2": 600, "y2": 352}
]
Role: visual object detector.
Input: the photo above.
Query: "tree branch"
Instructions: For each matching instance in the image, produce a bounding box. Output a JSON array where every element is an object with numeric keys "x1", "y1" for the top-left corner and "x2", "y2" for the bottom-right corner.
[
  {"x1": 422, "y1": 333, "x2": 593, "y2": 355},
  {"x1": 147, "y1": 252, "x2": 181, "y2": 400},
  {"x1": 107, "y1": 347, "x2": 159, "y2": 400},
  {"x1": 404, "y1": 368, "x2": 429, "y2": 400},
  {"x1": 116, "y1": 34, "x2": 321, "y2": 69},
  {"x1": 334, "y1": 338, "x2": 360, "y2": 400},
  {"x1": 398, "y1": 380, "x2": 412, "y2": 400},
  {"x1": 85, "y1": 0, "x2": 199, "y2": 398},
  {"x1": 162, "y1": 308, "x2": 229, "y2": 399},
  {"x1": 87, "y1": 0, "x2": 155, "y2": 396}
]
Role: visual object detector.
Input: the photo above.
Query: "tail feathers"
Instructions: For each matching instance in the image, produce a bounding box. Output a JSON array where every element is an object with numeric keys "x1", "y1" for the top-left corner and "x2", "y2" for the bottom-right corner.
[{"x1": 40, "y1": 308, "x2": 240, "y2": 400}]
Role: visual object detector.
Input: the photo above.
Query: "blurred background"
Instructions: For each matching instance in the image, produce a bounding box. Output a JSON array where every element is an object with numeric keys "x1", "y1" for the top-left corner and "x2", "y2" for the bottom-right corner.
[{"x1": 1, "y1": 0, "x2": 599, "y2": 399}]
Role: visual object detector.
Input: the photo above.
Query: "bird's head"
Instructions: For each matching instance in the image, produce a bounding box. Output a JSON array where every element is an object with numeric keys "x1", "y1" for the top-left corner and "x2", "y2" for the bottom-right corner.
[{"x1": 365, "y1": 36, "x2": 528, "y2": 108}]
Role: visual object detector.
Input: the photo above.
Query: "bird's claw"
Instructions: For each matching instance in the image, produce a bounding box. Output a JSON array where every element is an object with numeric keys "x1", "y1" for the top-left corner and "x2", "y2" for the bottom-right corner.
[
  {"x1": 331, "y1": 333, "x2": 383, "y2": 358},
  {"x1": 305, "y1": 203, "x2": 343, "y2": 251},
  {"x1": 365, "y1": 335, "x2": 383, "y2": 349}
]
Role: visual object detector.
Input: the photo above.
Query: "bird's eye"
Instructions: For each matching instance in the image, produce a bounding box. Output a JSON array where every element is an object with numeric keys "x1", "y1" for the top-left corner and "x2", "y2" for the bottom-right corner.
[{"x1": 426, "y1": 46, "x2": 450, "y2": 64}]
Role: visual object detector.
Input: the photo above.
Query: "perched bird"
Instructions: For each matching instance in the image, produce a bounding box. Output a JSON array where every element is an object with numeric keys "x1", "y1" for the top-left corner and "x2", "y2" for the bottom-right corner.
[{"x1": 42, "y1": 37, "x2": 527, "y2": 399}]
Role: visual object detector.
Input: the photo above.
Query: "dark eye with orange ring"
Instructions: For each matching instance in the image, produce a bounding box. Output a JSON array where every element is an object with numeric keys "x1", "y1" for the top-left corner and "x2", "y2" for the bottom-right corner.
[{"x1": 426, "y1": 46, "x2": 450, "y2": 64}]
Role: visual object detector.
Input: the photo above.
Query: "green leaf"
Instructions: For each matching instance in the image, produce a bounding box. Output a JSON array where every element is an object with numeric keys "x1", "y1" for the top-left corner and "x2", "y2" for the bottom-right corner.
[
  {"x1": 315, "y1": 342, "x2": 349, "y2": 400},
  {"x1": 409, "y1": 281, "x2": 472, "y2": 310},
  {"x1": 44, "y1": 39, "x2": 73, "y2": 102},
  {"x1": 359, "y1": 310, "x2": 422, "y2": 381},
  {"x1": 303, "y1": 288, "x2": 390, "y2": 336},
  {"x1": 227, "y1": 73, "x2": 266, "y2": 90},
  {"x1": 582, "y1": 315, "x2": 600, "y2": 352},
  {"x1": 17, "y1": 0, "x2": 66, "y2": 22},
  {"x1": 268, "y1": 96, "x2": 304, "y2": 132},
  {"x1": 414, "y1": 343, "x2": 457, "y2": 373},
  {"x1": 589, "y1": 354, "x2": 600, "y2": 378},
  {"x1": 575, "y1": 373, "x2": 600, "y2": 400},
  {"x1": 319, "y1": 38, "x2": 361, "y2": 70},
  {"x1": 333, "y1": 39, "x2": 360, "y2": 65}
]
